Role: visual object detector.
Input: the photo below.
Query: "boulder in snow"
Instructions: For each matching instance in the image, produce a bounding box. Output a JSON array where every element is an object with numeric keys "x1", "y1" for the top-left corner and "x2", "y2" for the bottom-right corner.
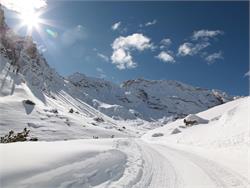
[
  {"x1": 69, "y1": 108, "x2": 74, "y2": 113},
  {"x1": 94, "y1": 117, "x2": 104, "y2": 123},
  {"x1": 171, "y1": 128, "x2": 181, "y2": 134},
  {"x1": 184, "y1": 114, "x2": 208, "y2": 127},
  {"x1": 23, "y1": 99, "x2": 35, "y2": 106},
  {"x1": 152, "y1": 133, "x2": 164, "y2": 137}
]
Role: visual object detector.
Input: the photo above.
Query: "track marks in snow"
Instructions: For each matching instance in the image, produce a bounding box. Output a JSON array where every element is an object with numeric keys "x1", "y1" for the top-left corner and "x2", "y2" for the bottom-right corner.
[
  {"x1": 135, "y1": 141, "x2": 179, "y2": 188},
  {"x1": 150, "y1": 144, "x2": 250, "y2": 188},
  {"x1": 109, "y1": 139, "x2": 178, "y2": 188},
  {"x1": 114, "y1": 139, "x2": 250, "y2": 188},
  {"x1": 1, "y1": 139, "x2": 249, "y2": 188}
]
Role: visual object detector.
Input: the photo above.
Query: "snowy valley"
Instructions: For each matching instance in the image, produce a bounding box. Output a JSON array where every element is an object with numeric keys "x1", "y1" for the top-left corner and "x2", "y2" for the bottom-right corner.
[{"x1": 0, "y1": 4, "x2": 250, "y2": 188}]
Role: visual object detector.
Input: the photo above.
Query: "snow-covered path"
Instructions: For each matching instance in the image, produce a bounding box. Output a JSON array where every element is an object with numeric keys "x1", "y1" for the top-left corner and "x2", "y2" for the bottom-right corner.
[
  {"x1": 1, "y1": 138, "x2": 249, "y2": 188},
  {"x1": 137, "y1": 141, "x2": 250, "y2": 188}
]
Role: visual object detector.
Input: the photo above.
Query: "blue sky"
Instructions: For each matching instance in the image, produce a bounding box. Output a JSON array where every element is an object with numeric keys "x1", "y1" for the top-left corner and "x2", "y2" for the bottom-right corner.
[{"x1": 3, "y1": 1, "x2": 249, "y2": 96}]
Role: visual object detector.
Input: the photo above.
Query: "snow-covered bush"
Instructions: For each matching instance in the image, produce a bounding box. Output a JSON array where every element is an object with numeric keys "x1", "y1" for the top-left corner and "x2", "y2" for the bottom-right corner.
[{"x1": 0, "y1": 128, "x2": 38, "y2": 143}]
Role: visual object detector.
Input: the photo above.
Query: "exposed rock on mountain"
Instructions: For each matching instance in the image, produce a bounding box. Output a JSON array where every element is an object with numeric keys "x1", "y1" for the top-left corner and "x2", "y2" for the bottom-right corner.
[{"x1": 68, "y1": 74, "x2": 233, "y2": 121}]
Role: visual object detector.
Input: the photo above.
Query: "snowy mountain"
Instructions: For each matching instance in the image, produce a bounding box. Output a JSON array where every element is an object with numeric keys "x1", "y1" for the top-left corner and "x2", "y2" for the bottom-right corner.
[
  {"x1": 0, "y1": 15, "x2": 135, "y2": 140},
  {"x1": 0, "y1": 14, "x2": 233, "y2": 126},
  {"x1": 0, "y1": 7, "x2": 233, "y2": 142},
  {"x1": 68, "y1": 73, "x2": 233, "y2": 121}
]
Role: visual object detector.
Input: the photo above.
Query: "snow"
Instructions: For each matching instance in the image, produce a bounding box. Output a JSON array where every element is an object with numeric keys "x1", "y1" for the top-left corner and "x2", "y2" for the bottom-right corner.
[
  {"x1": 0, "y1": 12, "x2": 249, "y2": 187},
  {"x1": 0, "y1": 49, "x2": 139, "y2": 140},
  {"x1": 0, "y1": 139, "x2": 127, "y2": 188},
  {"x1": 143, "y1": 96, "x2": 250, "y2": 181},
  {"x1": 1, "y1": 97, "x2": 249, "y2": 187},
  {"x1": 1, "y1": 47, "x2": 250, "y2": 187}
]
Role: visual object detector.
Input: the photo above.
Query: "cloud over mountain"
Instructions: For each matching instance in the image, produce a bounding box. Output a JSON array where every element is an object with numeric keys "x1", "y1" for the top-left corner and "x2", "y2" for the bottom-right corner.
[
  {"x1": 111, "y1": 33, "x2": 153, "y2": 69},
  {"x1": 156, "y1": 51, "x2": 175, "y2": 63}
]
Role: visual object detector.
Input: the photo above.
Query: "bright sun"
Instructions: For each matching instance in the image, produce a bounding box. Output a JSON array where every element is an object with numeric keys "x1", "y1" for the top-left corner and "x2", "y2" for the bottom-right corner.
[
  {"x1": 1, "y1": 0, "x2": 49, "y2": 36},
  {"x1": 20, "y1": 11, "x2": 40, "y2": 30}
]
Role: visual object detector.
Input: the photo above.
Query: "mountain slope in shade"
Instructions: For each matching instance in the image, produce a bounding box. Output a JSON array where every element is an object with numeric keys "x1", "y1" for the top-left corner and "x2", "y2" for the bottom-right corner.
[{"x1": 68, "y1": 73, "x2": 233, "y2": 121}]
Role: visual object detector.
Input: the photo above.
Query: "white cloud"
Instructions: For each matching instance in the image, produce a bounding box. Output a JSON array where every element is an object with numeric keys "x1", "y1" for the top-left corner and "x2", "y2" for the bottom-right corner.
[
  {"x1": 244, "y1": 70, "x2": 250, "y2": 77},
  {"x1": 111, "y1": 33, "x2": 152, "y2": 69},
  {"x1": 111, "y1": 21, "x2": 121, "y2": 31},
  {"x1": 205, "y1": 51, "x2": 223, "y2": 64},
  {"x1": 176, "y1": 29, "x2": 224, "y2": 62},
  {"x1": 112, "y1": 33, "x2": 152, "y2": 51},
  {"x1": 178, "y1": 43, "x2": 193, "y2": 56},
  {"x1": 160, "y1": 38, "x2": 172, "y2": 49},
  {"x1": 111, "y1": 48, "x2": 135, "y2": 70},
  {"x1": 192, "y1": 29, "x2": 224, "y2": 40},
  {"x1": 0, "y1": 0, "x2": 47, "y2": 13},
  {"x1": 161, "y1": 38, "x2": 172, "y2": 46},
  {"x1": 61, "y1": 25, "x2": 86, "y2": 46},
  {"x1": 145, "y1": 19, "x2": 157, "y2": 27},
  {"x1": 111, "y1": 21, "x2": 127, "y2": 33},
  {"x1": 139, "y1": 19, "x2": 157, "y2": 28},
  {"x1": 156, "y1": 51, "x2": 175, "y2": 63},
  {"x1": 178, "y1": 42, "x2": 210, "y2": 56},
  {"x1": 97, "y1": 53, "x2": 109, "y2": 62}
]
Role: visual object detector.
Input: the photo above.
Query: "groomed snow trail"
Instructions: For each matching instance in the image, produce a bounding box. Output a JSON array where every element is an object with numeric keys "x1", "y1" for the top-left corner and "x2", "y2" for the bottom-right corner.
[
  {"x1": 128, "y1": 140, "x2": 250, "y2": 188},
  {"x1": 1, "y1": 139, "x2": 249, "y2": 188},
  {"x1": 109, "y1": 139, "x2": 178, "y2": 188}
]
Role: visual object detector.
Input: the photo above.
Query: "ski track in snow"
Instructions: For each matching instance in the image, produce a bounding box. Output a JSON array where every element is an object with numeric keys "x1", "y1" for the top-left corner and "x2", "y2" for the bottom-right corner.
[
  {"x1": 115, "y1": 140, "x2": 249, "y2": 188},
  {"x1": 141, "y1": 142, "x2": 250, "y2": 188}
]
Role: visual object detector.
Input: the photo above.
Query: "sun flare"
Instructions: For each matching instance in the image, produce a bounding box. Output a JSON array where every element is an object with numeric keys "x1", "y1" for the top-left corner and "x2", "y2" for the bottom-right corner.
[{"x1": 20, "y1": 11, "x2": 40, "y2": 29}]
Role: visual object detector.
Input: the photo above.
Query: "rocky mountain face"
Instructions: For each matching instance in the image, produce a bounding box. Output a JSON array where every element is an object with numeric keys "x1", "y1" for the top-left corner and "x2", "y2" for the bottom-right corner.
[
  {"x1": 68, "y1": 74, "x2": 232, "y2": 121},
  {"x1": 0, "y1": 6, "x2": 233, "y2": 122}
]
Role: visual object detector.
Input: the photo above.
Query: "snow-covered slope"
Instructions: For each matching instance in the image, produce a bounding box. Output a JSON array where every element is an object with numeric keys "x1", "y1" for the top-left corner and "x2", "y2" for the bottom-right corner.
[
  {"x1": 143, "y1": 96, "x2": 250, "y2": 148},
  {"x1": 143, "y1": 96, "x2": 250, "y2": 181},
  {"x1": 0, "y1": 30, "x2": 234, "y2": 141},
  {"x1": 0, "y1": 59, "x2": 129, "y2": 140},
  {"x1": 0, "y1": 18, "x2": 134, "y2": 140},
  {"x1": 1, "y1": 97, "x2": 249, "y2": 188},
  {"x1": 1, "y1": 7, "x2": 160, "y2": 141}
]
